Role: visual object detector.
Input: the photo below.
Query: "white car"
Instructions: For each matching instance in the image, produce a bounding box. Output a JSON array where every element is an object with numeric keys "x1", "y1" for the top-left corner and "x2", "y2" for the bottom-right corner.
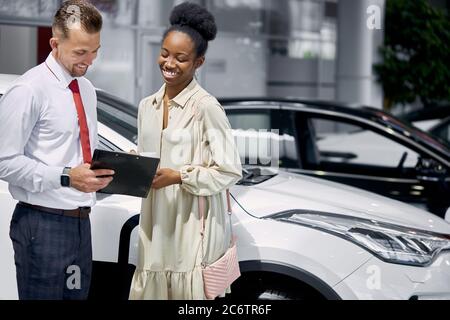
[{"x1": 1, "y1": 74, "x2": 450, "y2": 300}]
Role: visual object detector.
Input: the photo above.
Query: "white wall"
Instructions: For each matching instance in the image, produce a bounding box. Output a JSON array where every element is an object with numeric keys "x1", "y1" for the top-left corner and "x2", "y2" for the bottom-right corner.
[
  {"x1": 0, "y1": 25, "x2": 36, "y2": 75},
  {"x1": 87, "y1": 18, "x2": 136, "y2": 104},
  {"x1": 267, "y1": 56, "x2": 335, "y2": 99},
  {"x1": 201, "y1": 35, "x2": 267, "y2": 98}
]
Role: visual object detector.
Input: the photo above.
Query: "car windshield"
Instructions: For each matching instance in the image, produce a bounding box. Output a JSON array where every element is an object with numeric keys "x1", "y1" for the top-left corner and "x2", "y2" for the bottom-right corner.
[{"x1": 373, "y1": 110, "x2": 450, "y2": 158}]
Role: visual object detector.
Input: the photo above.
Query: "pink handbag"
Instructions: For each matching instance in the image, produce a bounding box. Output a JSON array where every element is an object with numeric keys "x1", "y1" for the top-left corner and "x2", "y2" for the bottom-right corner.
[{"x1": 199, "y1": 190, "x2": 241, "y2": 300}]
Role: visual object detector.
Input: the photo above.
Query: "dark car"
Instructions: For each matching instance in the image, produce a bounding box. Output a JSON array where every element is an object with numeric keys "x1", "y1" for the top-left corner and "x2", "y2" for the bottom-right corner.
[
  {"x1": 220, "y1": 98, "x2": 450, "y2": 218},
  {"x1": 400, "y1": 105, "x2": 450, "y2": 124},
  {"x1": 399, "y1": 105, "x2": 450, "y2": 138},
  {"x1": 429, "y1": 116, "x2": 450, "y2": 145}
]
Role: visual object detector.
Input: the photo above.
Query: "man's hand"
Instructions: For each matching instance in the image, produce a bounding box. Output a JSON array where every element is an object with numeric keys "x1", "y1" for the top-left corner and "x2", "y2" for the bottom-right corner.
[
  {"x1": 69, "y1": 163, "x2": 115, "y2": 193},
  {"x1": 151, "y1": 168, "x2": 181, "y2": 189}
]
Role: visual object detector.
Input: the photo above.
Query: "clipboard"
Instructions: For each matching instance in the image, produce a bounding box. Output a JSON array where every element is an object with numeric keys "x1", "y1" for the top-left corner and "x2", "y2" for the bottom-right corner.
[{"x1": 90, "y1": 149, "x2": 159, "y2": 198}]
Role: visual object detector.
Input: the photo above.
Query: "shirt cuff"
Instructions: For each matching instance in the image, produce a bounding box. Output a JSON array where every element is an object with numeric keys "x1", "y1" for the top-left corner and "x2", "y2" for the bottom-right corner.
[
  {"x1": 43, "y1": 165, "x2": 64, "y2": 190},
  {"x1": 180, "y1": 165, "x2": 195, "y2": 182}
]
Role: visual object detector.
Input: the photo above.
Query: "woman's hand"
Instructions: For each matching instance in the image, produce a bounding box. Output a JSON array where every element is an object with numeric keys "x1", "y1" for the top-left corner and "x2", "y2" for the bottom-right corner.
[{"x1": 151, "y1": 168, "x2": 182, "y2": 189}]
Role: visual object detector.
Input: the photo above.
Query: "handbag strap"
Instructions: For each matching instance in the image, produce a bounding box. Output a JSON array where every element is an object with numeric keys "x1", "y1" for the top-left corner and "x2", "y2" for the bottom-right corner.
[
  {"x1": 199, "y1": 190, "x2": 233, "y2": 267},
  {"x1": 193, "y1": 91, "x2": 234, "y2": 266}
]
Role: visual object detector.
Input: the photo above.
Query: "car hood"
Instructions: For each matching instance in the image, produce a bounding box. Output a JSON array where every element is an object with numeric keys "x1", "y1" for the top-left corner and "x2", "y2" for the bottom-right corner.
[{"x1": 233, "y1": 171, "x2": 450, "y2": 234}]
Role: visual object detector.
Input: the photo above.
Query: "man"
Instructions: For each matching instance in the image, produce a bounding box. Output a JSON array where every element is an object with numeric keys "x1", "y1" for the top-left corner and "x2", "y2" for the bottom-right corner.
[{"x1": 0, "y1": 0, "x2": 114, "y2": 300}]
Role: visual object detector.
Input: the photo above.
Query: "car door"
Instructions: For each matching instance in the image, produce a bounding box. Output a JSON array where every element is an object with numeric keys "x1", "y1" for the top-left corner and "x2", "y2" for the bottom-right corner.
[{"x1": 289, "y1": 111, "x2": 449, "y2": 217}]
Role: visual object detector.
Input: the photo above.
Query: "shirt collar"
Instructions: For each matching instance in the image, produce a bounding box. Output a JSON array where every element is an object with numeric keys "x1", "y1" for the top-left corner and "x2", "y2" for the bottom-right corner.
[
  {"x1": 151, "y1": 84, "x2": 166, "y2": 108},
  {"x1": 45, "y1": 53, "x2": 77, "y2": 89},
  {"x1": 152, "y1": 78, "x2": 201, "y2": 109}
]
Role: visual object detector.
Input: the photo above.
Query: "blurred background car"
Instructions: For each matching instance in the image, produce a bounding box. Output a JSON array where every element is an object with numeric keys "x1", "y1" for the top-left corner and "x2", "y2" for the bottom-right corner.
[
  {"x1": 399, "y1": 104, "x2": 450, "y2": 131},
  {"x1": 399, "y1": 104, "x2": 450, "y2": 146},
  {"x1": 429, "y1": 116, "x2": 450, "y2": 145},
  {"x1": 2, "y1": 76, "x2": 450, "y2": 300}
]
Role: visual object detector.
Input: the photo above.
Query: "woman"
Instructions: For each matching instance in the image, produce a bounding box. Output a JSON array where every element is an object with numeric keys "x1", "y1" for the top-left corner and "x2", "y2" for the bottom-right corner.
[{"x1": 129, "y1": 2, "x2": 242, "y2": 300}]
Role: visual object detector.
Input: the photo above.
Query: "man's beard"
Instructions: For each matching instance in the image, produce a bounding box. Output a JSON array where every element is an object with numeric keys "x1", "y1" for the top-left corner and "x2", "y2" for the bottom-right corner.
[
  {"x1": 71, "y1": 70, "x2": 87, "y2": 77},
  {"x1": 70, "y1": 65, "x2": 88, "y2": 77}
]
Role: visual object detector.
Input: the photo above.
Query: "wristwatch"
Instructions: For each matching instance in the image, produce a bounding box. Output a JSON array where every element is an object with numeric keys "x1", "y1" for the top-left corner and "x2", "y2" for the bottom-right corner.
[{"x1": 60, "y1": 167, "x2": 71, "y2": 187}]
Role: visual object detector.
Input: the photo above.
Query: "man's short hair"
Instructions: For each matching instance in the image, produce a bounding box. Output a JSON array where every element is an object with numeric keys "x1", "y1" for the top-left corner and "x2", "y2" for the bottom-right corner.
[{"x1": 52, "y1": 0, "x2": 103, "y2": 39}]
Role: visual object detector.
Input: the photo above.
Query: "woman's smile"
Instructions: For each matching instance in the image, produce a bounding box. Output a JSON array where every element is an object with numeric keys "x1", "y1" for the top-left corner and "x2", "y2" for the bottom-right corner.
[{"x1": 161, "y1": 68, "x2": 179, "y2": 80}]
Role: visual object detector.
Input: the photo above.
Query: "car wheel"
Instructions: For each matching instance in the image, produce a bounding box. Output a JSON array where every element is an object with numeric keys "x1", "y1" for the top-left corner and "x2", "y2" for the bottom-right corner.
[
  {"x1": 257, "y1": 288, "x2": 298, "y2": 300},
  {"x1": 227, "y1": 272, "x2": 325, "y2": 300}
]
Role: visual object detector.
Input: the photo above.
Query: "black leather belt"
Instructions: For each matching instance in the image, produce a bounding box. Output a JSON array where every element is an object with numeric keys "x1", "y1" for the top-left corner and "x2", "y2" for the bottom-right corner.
[{"x1": 18, "y1": 202, "x2": 91, "y2": 219}]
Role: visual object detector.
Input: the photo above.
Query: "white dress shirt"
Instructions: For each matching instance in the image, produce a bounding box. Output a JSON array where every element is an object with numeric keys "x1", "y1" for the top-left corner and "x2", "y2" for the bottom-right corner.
[{"x1": 0, "y1": 53, "x2": 98, "y2": 209}]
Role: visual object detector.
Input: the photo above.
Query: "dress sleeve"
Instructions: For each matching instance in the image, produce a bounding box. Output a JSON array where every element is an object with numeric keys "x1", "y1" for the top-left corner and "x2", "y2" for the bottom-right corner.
[{"x1": 179, "y1": 97, "x2": 242, "y2": 196}]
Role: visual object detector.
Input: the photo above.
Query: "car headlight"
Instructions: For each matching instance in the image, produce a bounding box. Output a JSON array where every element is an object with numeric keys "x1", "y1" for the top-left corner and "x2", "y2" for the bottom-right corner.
[{"x1": 269, "y1": 210, "x2": 450, "y2": 267}]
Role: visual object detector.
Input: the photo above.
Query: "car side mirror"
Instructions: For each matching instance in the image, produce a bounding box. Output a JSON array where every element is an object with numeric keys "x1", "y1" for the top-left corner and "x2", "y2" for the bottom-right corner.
[
  {"x1": 415, "y1": 157, "x2": 447, "y2": 177},
  {"x1": 445, "y1": 207, "x2": 450, "y2": 223}
]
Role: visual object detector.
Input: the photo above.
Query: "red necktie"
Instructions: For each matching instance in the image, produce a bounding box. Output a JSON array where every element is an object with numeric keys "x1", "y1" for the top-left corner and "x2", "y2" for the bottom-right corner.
[{"x1": 69, "y1": 79, "x2": 92, "y2": 164}]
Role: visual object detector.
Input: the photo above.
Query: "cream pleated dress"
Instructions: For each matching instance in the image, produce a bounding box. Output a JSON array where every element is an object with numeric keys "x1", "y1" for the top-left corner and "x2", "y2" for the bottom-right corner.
[{"x1": 129, "y1": 79, "x2": 242, "y2": 300}]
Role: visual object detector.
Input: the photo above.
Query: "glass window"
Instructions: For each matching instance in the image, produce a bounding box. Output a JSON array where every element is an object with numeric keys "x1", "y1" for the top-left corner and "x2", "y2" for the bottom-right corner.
[
  {"x1": 88, "y1": 0, "x2": 137, "y2": 25},
  {"x1": 98, "y1": 135, "x2": 120, "y2": 151},
  {"x1": 311, "y1": 118, "x2": 420, "y2": 168},
  {"x1": 96, "y1": 99, "x2": 137, "y2": 144},
  {"x1": 0, "y1": 0, "x2": 54, "y2": 19},
  {"x1": 227, "y1": 111, "x2": 270, "y2": 130},
  {"x1": 227, "y1": 110, "x2": 274, "y2": 166},
  {"x1": 227, "y1": 109, "x2": 298, "y2": 168},
  {"x1": 0, "y1": 0, "x2": 137, "y2": 24},
  {"x1": 208, "y1": 0, "x2": 264, "y2": 35}
]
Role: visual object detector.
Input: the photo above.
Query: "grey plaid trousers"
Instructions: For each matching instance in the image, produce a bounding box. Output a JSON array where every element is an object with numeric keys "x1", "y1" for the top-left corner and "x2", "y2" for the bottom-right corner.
[{"x1": 9, "y1": 203, "x2": 92, "y2": 300}]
